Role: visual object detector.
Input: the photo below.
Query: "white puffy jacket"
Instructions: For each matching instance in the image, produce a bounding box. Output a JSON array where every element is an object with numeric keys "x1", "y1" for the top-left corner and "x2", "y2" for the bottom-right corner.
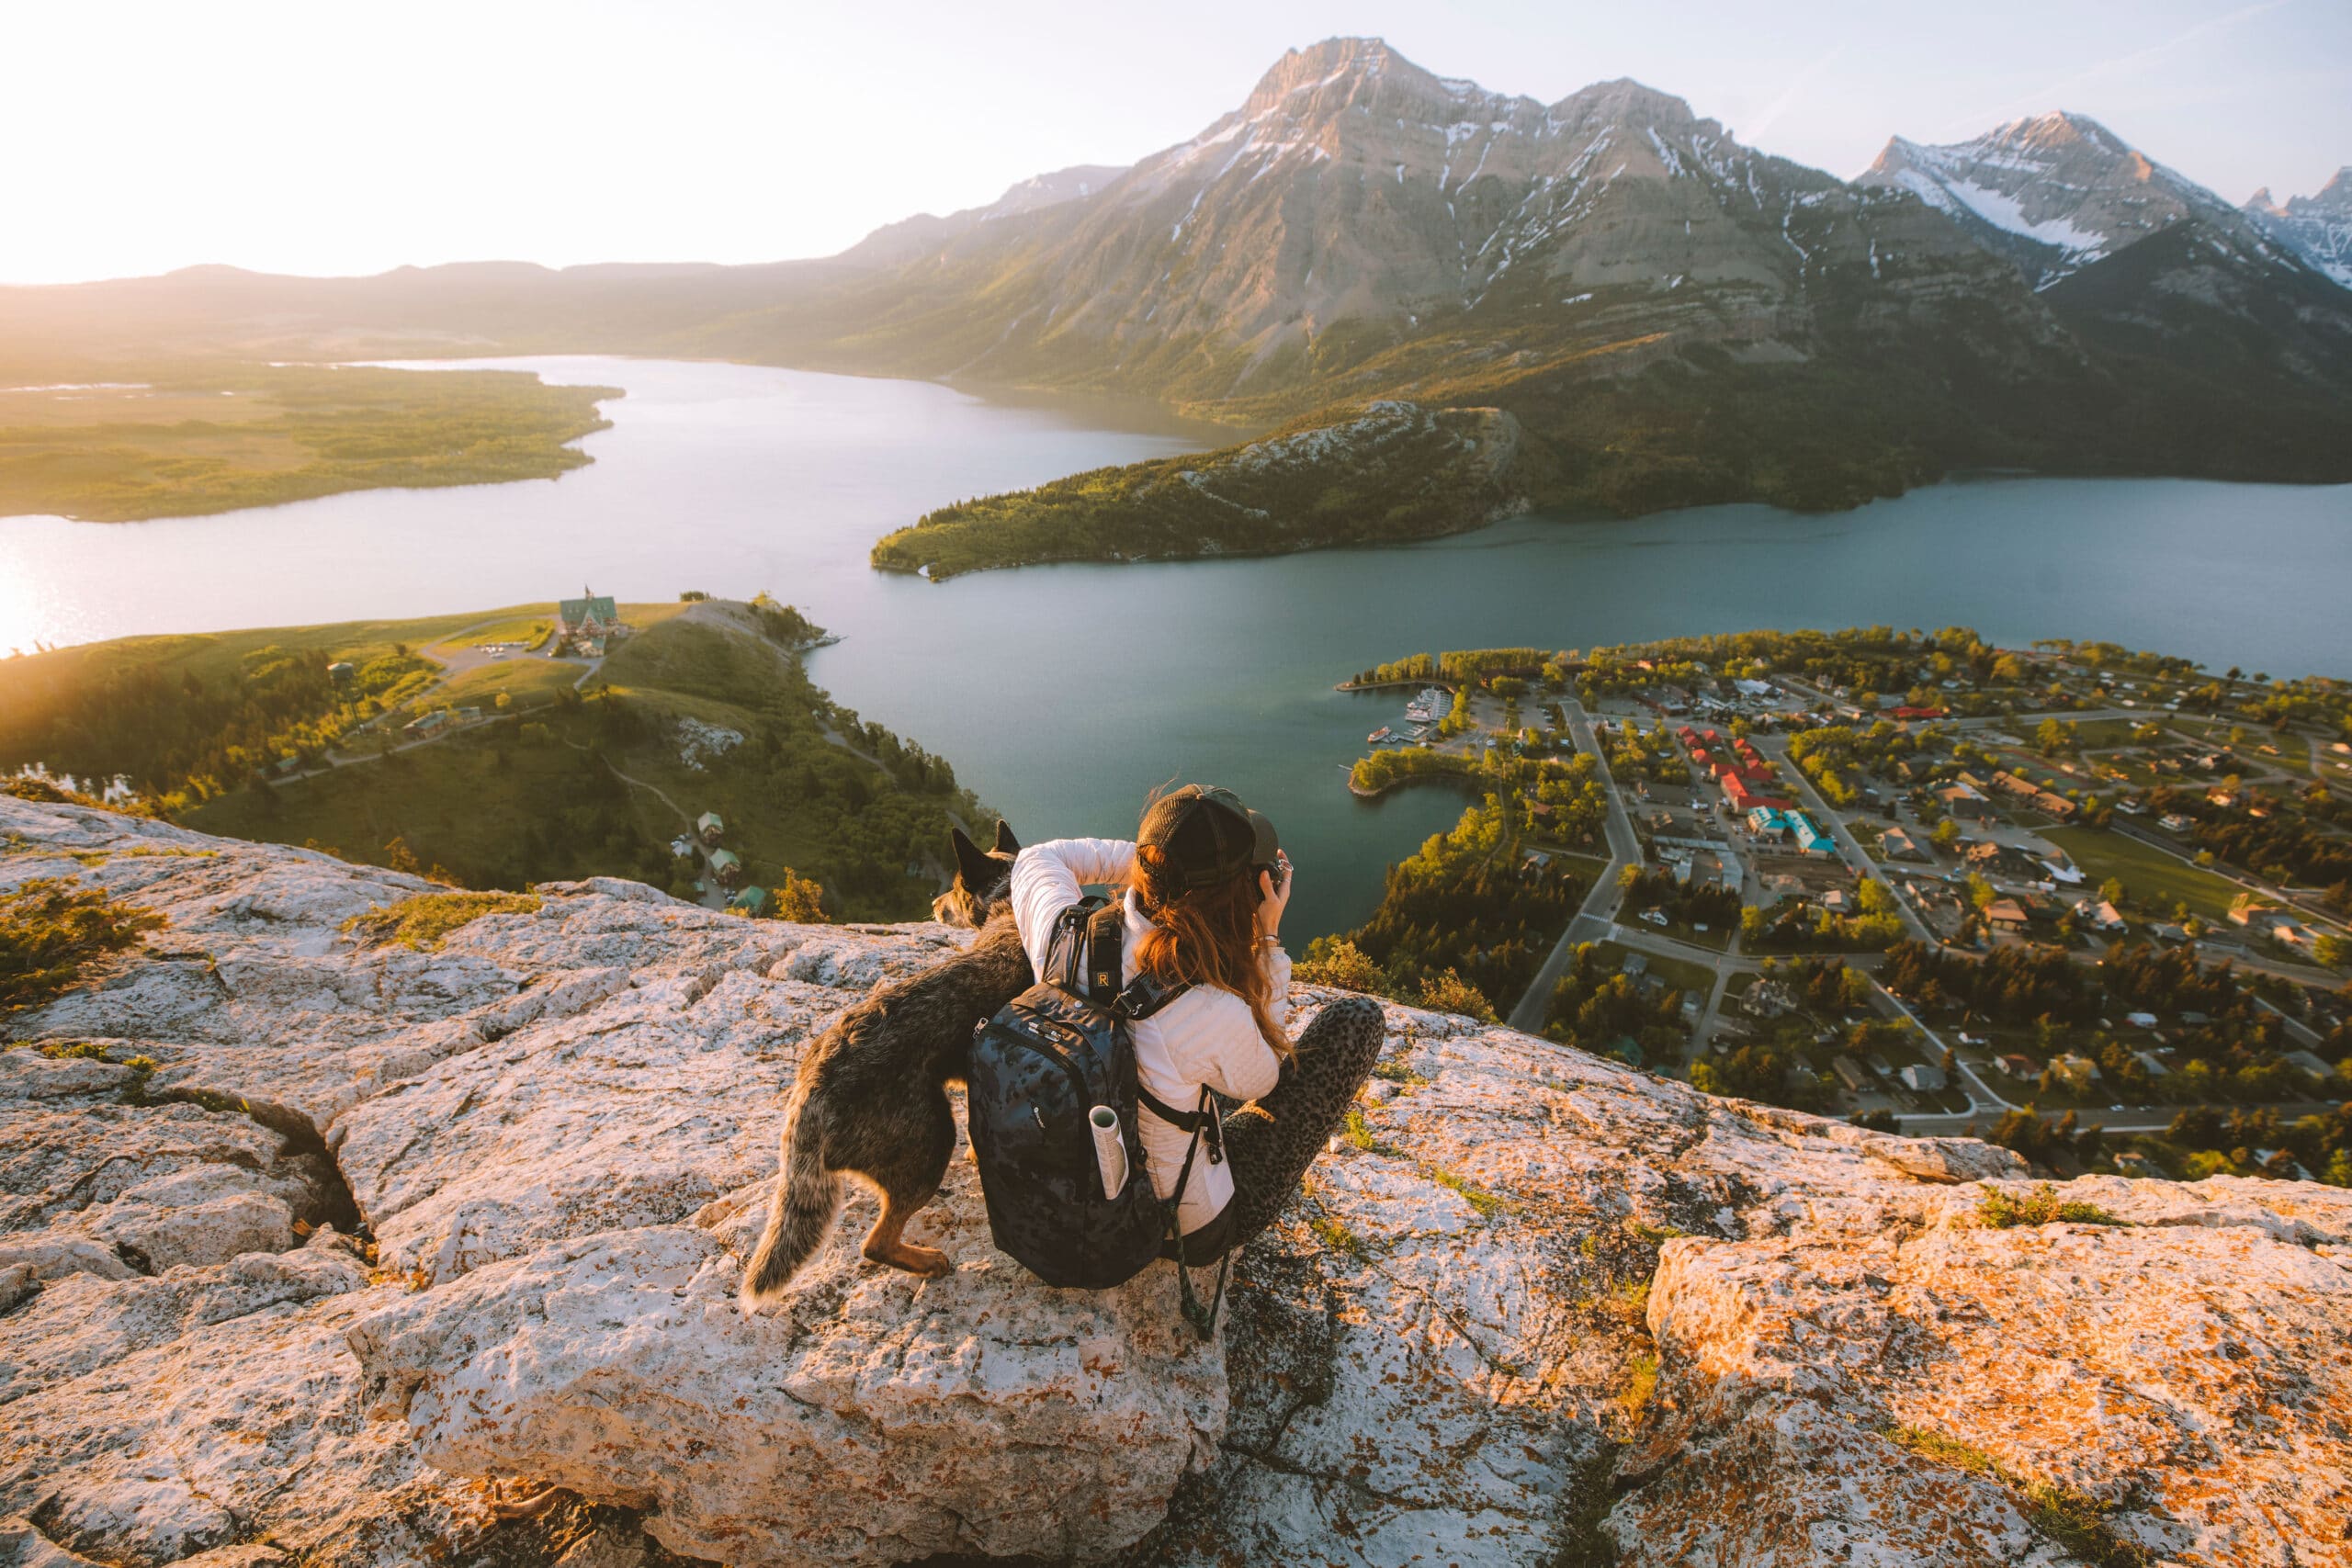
[{"x1": 1009, "y1": 838, "x2": 1283, "y2": 1235}]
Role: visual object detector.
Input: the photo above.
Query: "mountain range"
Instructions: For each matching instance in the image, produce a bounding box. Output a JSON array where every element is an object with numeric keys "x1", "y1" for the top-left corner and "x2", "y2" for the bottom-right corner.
[
  {"x1": 2245, "y1": 168, "x2": 2352, "y2": 288},
  {"x1": 6, "y1": 37, "x2": 2348, "y2": 555}
]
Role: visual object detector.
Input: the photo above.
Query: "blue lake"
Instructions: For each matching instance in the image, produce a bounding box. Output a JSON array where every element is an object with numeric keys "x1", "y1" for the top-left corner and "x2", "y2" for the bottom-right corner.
[{"x1": 5, "y1": 356, "x2": 2346, "y2": 938}]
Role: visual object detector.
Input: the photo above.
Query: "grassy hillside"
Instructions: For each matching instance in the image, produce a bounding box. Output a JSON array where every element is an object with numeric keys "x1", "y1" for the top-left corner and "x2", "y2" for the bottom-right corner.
[
  {"x1": 0, "y1": 362, "x2": 617, "y2": 522},
  {"x1": 3, "y1": 600, "x2": 983, "y2": 921},
  {"x1": 0, "y1": 605, "x2": 542, "y2": 807}
]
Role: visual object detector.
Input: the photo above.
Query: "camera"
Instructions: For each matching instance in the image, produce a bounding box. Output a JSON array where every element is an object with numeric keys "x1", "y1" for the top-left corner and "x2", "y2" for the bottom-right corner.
[{"x1": 1255, "y1": 852, "x2": 1291, "y2": 900}]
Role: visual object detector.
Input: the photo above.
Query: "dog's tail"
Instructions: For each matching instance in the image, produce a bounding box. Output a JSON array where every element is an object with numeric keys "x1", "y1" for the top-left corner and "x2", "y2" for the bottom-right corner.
[{"x1": 739, "y1": 1087, "x2": 841, "y2": 1311}]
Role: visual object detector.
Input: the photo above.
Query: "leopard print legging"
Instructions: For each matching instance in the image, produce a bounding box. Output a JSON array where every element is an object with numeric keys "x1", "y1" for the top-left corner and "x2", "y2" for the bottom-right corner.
[{"x1": 1185, "y1": 994, "x2": 1385, "y2": 1253}]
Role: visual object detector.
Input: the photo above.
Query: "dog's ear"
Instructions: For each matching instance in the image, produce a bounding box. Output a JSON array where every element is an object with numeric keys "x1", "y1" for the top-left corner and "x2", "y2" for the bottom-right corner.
[
  {"x1": 950, "y1": 827, "x2": 995, "y2": 888},
  {"x1": 993, "y1": 819, "x2": 1020, "y2": 857}
]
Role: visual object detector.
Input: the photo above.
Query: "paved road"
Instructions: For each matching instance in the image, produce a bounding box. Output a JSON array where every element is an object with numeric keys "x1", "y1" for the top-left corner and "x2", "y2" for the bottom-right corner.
[
  {"x1": 1754, "y1": 733, "x2": 1939, "y2": 946},
  {"x1": 1870, "y1": 978, "x2": 2014, "y2": 1115},
  {"x1": 1897, "y1": 1099, "x2": 2343, "y2": 1138},
  {"x1": 1508, "y1": 699, "x2": 1641, "y2": 1032}
]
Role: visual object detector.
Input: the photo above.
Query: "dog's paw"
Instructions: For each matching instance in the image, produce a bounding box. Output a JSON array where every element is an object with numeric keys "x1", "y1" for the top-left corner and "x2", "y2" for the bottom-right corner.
[{"x1": 865, "y1": 1240, "x2": 954, "y2": 1277}]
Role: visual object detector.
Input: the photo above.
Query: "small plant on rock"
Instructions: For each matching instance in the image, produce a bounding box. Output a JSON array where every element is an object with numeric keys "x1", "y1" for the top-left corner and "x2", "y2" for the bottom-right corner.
[
  {"x1": 1613, "y1": 1351, "x2": 1659, "y2": 1427},
  {"x1": 1977, "y1": 1183, "x2": 2128, "y2": 1229},
  {"x1": 1426, "y1": 1164, "x2": 1511, "y2": 1219},
  {"x1": 343, "y1": 890, "x2": 542, "y2": 951},
  {"x1": 1413, "y1": 967, "x2": 1497, "y2": 1021},
  {"x1": 1340, "y1": 1105, "x2": 1404, "y2": 1157},
  {"x1": 1308, "y1": 1211, "x2": 1371, "y2": 1261},
  {"x1": 1293, "y1": 937, "x2": 1388, "y2": 994},
  {"x1": 1885, "y1": 1425, "x2": 2151, "y2": 1566},
  {"x1": 2, "y1": 878, "x2": 167, "y2": 1015}
]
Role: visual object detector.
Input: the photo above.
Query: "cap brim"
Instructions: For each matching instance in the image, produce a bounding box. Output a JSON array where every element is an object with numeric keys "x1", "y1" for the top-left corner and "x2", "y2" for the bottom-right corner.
[{"x1": 1246, "y1": 807, "x2": 1280, "y2": 863}]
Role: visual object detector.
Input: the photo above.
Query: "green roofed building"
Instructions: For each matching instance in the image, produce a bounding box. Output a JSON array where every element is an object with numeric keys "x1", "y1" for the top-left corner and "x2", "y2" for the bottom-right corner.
[
  {"x1": 554, "y1": 588, "x2": 628, "y2": 656},
  {"x1": 696, "y1": 811, "x2": 725, "y2": 845},
  {"x1": 707, "y1": 848, "x2": 744, "y2": 888},
  {"x1": 729, "y1": 886, "x2": 774, "y2": 917}
]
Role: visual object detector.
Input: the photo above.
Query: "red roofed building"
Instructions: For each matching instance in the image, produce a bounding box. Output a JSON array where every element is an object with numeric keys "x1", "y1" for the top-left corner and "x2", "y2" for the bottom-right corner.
[{"x1": 1723, "y1": 776, "x2": 1796, "y2": 812}]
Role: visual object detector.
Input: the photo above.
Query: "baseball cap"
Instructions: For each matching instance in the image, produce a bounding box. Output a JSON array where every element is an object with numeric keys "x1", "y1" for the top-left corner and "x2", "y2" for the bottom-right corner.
[{"x1": 1138, "y1": 784, "x2": 1280, "y2": 891}]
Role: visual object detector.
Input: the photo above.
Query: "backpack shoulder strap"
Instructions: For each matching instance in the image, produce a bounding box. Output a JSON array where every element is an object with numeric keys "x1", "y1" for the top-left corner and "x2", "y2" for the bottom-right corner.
[
  {"x1": 1046, "y1": 896, "x2": 1107, "y2": 994},
  {"x1": 1086, "y1": 901, "x2": 1125, "y2": 1006},
  {"x1": 1091, "y1": 897, "x2": 1192, "y2": 1021}
]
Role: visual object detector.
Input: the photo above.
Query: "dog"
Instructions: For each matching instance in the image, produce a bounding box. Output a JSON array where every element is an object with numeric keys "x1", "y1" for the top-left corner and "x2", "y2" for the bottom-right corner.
[{"x1": 740, "y1": 820, "x2": 1034, "y2": 1306}]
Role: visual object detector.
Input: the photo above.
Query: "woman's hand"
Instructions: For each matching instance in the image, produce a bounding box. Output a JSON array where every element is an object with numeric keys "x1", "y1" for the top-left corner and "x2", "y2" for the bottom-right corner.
[{"x1": 1257, "y1": 852, "x2": 1293, "y2": 941}]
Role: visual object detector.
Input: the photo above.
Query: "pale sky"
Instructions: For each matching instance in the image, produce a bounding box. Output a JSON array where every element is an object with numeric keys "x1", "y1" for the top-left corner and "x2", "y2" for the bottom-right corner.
[{"x1": 5, "y1": 0, "x2": 2346, "y2": 285}]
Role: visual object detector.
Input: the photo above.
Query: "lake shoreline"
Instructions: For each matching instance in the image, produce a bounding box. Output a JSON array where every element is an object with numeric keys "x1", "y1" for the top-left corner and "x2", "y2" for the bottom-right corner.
[{"x1": 9, "y1": 355, "x2": 2350, "y2": 941}]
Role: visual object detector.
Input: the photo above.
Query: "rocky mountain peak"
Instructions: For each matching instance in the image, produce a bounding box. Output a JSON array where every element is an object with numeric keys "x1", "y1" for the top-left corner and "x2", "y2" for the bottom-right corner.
[
  {"x1": 819, "y1": 35, "x2": 2058, "y2": 410},
  {"x1": 2241, "y1": 164, "x2": 2352, "y2": 288},
  {"x1": 1242, "y1": 37, "x2": 1415, "y2": 109},
  {"x1": 1223, "y1": 35, "x2": 1541, "y2": 139},
  {"x1": 1861, "y1": 107, "x2": 2251, "y2": 286},
  {"x1": 2278, "y1": 164, "x2": 2352, "y2": 216},
  {"x1": 1552, "y1": 75, "x2": 1702, "y2": 132},
  {"x1": 1998, "y1": 107, "x2": 2129, "y2": 154}
]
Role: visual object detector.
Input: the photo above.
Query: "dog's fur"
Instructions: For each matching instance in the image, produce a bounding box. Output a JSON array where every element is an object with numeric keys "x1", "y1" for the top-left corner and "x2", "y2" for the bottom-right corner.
[{"x1": 740, "y1": 820, "x2": 1034, "y2": 1307}]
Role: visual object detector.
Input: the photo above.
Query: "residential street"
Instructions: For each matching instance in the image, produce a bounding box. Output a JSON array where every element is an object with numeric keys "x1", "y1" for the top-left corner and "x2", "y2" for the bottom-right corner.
[
  {"x1": 1508, "y1": 698, "x2": 1642, "y2": 1032},
  {"x1": 1753, "y1": 730, "x2": 1938, "y2": 945}
]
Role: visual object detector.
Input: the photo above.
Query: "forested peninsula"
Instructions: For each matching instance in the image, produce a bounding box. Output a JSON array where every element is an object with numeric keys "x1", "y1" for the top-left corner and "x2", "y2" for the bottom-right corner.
[
  {"x1": 870, "y1": 401, "x2": 1523, "y2": 581},
  {"x1": 0, "y1": 363, "x2": 616, "y2": 523}
]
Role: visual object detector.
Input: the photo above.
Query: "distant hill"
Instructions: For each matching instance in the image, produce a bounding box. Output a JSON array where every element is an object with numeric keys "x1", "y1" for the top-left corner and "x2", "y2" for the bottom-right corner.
[{"x1": 837, "y1": 164, "x2": 1129, "y2": 269}]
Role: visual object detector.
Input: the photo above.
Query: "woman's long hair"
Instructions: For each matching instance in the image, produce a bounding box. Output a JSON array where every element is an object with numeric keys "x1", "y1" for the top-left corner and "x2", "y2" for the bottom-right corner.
[{"x1": 1131, "y1": 841, "x2": 1289, "y2": 1055}]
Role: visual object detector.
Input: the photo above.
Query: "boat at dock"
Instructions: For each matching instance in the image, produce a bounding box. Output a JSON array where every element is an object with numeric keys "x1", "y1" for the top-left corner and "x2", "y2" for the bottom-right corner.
[{"x1": 1403, "y1": 686, "x2": 1450, "y2": 724}]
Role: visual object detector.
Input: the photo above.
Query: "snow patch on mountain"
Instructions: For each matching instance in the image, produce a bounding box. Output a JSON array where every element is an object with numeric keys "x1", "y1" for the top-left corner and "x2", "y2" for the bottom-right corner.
[
  {"x1": 1862, "y1": 111, "x2": 2254, "y2": 287},
  {"x1": 1881, "y1": 163, "x2": 2105, "y2": 259}
]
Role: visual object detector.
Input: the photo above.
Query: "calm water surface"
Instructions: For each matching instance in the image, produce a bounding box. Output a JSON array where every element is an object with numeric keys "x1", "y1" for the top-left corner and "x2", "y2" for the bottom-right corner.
[{"x1": 5, "y1": 356, "x2": 2347, "y2": 938}]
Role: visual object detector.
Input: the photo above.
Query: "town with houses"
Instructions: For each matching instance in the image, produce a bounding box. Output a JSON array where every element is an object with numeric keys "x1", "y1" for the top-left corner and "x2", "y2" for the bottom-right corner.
[{"x1": 1336, "y1": 631, "x2": 2352, "y2": 1182}]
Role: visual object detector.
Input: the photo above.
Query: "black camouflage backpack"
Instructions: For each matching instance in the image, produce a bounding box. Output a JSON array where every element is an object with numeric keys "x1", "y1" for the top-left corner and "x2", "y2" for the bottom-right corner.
[{"x1": 967, "y1": 897, "x2": 1230, "y2": 1334}]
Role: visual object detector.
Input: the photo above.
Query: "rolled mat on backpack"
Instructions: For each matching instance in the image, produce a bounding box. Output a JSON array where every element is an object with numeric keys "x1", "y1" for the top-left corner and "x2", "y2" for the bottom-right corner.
[{"x1": 1089, "y1": 1105, "x2": 1128, "y2": 1201}]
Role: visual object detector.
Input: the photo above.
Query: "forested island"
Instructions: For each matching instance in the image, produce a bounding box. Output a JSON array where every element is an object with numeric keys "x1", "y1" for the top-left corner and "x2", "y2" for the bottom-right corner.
[{"x1": 0, "y1": 363, "x2": 616, "y2": 522}]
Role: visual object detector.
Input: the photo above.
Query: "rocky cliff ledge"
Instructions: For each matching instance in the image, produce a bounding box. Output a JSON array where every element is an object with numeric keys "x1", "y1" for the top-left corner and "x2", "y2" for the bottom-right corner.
[{"x1": 4, "y1": 794, "x2": 2347, "y2": 1568}]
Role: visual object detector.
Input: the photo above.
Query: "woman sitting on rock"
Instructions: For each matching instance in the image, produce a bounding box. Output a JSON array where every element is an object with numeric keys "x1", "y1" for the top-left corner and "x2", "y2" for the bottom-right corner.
[{"x1": 1010, "y1": 784, "x2": 1386, "y2": 1259}]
